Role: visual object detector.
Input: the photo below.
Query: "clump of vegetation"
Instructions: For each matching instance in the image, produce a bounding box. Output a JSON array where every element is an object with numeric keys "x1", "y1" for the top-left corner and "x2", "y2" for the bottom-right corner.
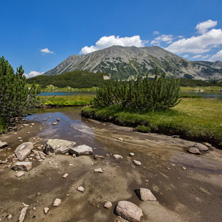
[
  {"x1": 0, "y1": 56, "x2": 40, "y2": 125},
  {"x1": 94, "y1": 69, "x2": 181, "y2": 111},
  {"x1": 137, "y1": 125, "x2": 151, "y2": 133}
]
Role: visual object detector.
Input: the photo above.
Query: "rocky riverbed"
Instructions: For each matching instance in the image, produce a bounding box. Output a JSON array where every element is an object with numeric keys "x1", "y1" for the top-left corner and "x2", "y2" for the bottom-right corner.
[{"x1": 0, "y1": 107, "x2": 222, "y2": 222}]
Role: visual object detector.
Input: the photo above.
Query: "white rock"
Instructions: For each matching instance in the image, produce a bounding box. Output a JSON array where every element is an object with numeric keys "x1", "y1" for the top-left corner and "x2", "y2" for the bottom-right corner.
[
  {"x1": 115, "y1": 201, "x2": 143, "y2": 222},
  {"x1": 193, "y1": 143, "x2": 209, "y2": 151},
  {"x1": 104, "y1": 201, "x2": 112, "y2": 209},
  {"x1": 53, "y1": 198, "x2": 62, "y2": 206},
  {"x1": 16, "y1": 171, "x2": 25, "y2": 178},
  {"x1": 45, "y1": 139, "x2": 76, "y2": 154},
  {"x1": 77, "y1": 186, "x2": 84, "y2": 193},
  {"x1": 129, "y1": 153, "x2": 134, "y2": 157},
  {"x1": 14, "y1": 142, "x2": 34, "y2": 161},
  {"x1": 136, "y1": 188, "x2": 157, "y2": 201},
  {"x1": 63, "y1": 173, "x2": 69, "y2": 178},
  {"x1": 69, "y1": 145, "x2": 93, "y2": 156},
  {"x1": 94, "y1": 168, "x2": 103, "y2": 173},
  {"x1": 133, "y1": 160, "x2": 142, "y2": 166},
  {"x1": 12, "y1": 162, "x2": 32, "y2": 172},
  {"x1": 0, "y1": 141, "x2": 8, "y2": 149},
  {"x1": 44, "y1": 207, "x2": 49, "y2": 214},
  {"x1": 18, "y1": 203, "x2": 29, "y2": 222},
  {"x1": 7, "y1": 214, "x2": 12, "y2": 219},
  {"x1": 52, "y1": 122, "x2": 57, "y2": 125},
  {"x1": 113, "y1": 154, "x2": 123, "y2": 160}
]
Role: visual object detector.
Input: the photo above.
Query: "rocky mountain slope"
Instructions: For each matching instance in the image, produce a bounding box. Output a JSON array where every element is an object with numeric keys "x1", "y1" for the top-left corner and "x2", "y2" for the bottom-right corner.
[{"x1": 44, "y1": 46, "x2": 222, "y2": 80}]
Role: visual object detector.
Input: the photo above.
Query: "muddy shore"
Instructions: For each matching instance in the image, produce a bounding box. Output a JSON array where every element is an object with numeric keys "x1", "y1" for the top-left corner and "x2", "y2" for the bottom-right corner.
[{"x1": 0, "y1": 107, "x2": 222, "y2": 222}]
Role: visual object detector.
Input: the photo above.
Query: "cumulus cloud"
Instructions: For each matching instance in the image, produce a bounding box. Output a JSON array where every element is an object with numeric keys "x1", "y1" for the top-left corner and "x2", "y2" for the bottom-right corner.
[
  {"x1": 80, "y1": 35, "x2": 145, "y2": 54},
  {"x1": 25, "y1": 71, "x2": 44, "y2": 78},
  {"x1": 183, "y1": 54, "x2": 189, "y2": 58},
  {"x1": 151, "y1": 34, "x2": 174, "y2": 45},
  {"x1": 196, "y1": 19, "x2": 217, "y2": 34},
  {"x1": 40, "y1": 48, "x2": 54, "y2": 54},
  {"x1": 192, "y1": 54, "x2": 202, "y2": 59},
  {"x1": 210, "y1": 49, "x2": 222, "y2": 61},
  {"x1": 166, "y1": 28, "x2": 222, "y2": 54}
]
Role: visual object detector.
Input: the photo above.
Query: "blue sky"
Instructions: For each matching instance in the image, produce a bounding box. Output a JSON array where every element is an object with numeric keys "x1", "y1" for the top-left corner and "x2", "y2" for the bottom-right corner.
[{"x1": 1, "y1": 0, "x2": 222, "y2": 77}]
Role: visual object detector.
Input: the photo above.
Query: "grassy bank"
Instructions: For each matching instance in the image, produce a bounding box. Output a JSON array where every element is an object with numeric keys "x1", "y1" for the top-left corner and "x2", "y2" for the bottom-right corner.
[
  {"x1": 41, "y1": 87, "x2": 97, "y2": 93},
  {"x1": 181, "y1": 86, "x2": 221, "y2": 91},
  {"x1": 40, "y1": 95, "x2": 94, "y2": 106},
  {"x1": 0, "y1": 116, "x2": 6, "y2": 133},
  {"x1": 81, "y1": 98, "x2": 222, "y2": 148}
]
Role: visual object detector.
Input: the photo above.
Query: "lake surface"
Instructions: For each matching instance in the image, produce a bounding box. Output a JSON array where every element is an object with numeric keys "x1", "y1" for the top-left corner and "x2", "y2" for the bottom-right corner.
[
  {"x1": 180, "y1": 90, "x2": 222, "y2": 99},
  {"x1": 39, "y1": 91, "x2": 95, "y2": 96}
]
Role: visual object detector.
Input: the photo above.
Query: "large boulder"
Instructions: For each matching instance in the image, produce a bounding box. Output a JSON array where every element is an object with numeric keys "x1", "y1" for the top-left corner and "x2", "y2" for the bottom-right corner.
[
  {"x1": 69, "y1": 145, "x2": 93, "y2": 156},
  {"x1": 193, "y1": 143, "x2": 209, "y2": 151},
  {"x1": 12, "y1": 161, "x2": 32, "y2": 171},
  {"x1": 136, "y1": 188, "x2": 157, "y2": 201},
  {"x1": 0, "y1": 141, "x2": 8, "y2": 149},
  {"x1": 15, "y1": 142, "x2": 34, "y2": 161},
  {"x1": 115, "y1": 201, "x2": 143, "y2": 222},
  {"x1": 44, "y1": 139, "x2": 76, "y2": 154}
]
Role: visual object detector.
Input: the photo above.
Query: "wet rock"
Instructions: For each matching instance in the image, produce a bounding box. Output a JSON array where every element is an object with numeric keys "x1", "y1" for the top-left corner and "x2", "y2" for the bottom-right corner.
[
  {"x1": 115, "y1": 201, "x2": 143, "y2": 222},
  {"x1": 52, "y1": 122, "x2": 58, "y2": 126},
  {"x1": 15, "y1": 142, "x2": 34, "y2": 161},
  {"x1": 45, "y1": 139, "x2": 76, "y2": 154},
  {"x1": 44, "y1": 207, "x2": 49, "y2": 214},
  {"x1": 0, "y1": 141, "x2": 8, "y2": 149},
  {"x1": 57, "y1": 118, "x2": 60, "y2": 122},
  {"x1": 69, "y1": 145, "x2": 93, "y2": 156},
  {"x1": 113, "y1": 154, "x2": 123, "y2": 160},
  {"x1": 187, "y1": 147, "x2": 201, "y2": 154},
  {"x1": 12, "y1": 161, "x2": 32, "y2": 172},
  {"x1": 53, "y1": 198, "x2": 61, "y2": 206},
  {"x1": 133, "y1": 160, "x2": 142, "y2": 166},
  {"x1": 193, "y1": 143, "x2": 209, "y2": 151},
  {"x1": 42, "y1": 119, "x2": 48, "y2": 121},
  {"x1": 18, "y1": 203, "x2": 29, "y2": 222},
  {"x1": 136, "y1": 188, "x2": 157, "y2": 201},
  {"x1": 94, "y1": 168, "x2": 103, "y2": 173},
  {"x1": 16, "y1": 171, "x2": 25, "y2": 178},
  {"x1": 104, "y1": 201, "x2": 112, "y2": 209},
  {"x1": 77, "y1": 186, "x2": 84, "y2": 193},
  {"x1": 94, "y1": 154, "x2": 105, "y2": 160}
]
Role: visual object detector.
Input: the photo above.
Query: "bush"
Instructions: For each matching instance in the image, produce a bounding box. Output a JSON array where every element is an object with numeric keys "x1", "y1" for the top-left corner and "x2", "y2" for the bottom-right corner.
[
  {"x1": 0, "y1": 57, "x2": 40, "y2": 125},
  {"x1": 137, "y1": 125, "x2": 151, "y2": 133},
  {"x1": 93, "y1": 69, "x2": 180, "y2": 111}
]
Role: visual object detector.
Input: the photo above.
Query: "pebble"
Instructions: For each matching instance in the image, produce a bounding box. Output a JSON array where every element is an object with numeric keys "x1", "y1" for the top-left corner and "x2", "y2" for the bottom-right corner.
[
  {"x1": 63, "y1": 173, "x2": 69, "y2": 178},
  {"x1": 44, "y1": 207, "x2": 49, "y2": 214},
  {"x1": 18, "y1": 137, "x2": 22, "y2": 140},
  {"x1": 133, "y1": 160, "x2": 142, "y2": 166},
  {"x1": 16, "y1": 171, "x2": 25, "y2": 178},
  {"x1": 104, "y1": 201, "x2": 112, "y2": 209},
  {"x1": 118, "y1": 138, "x2": 124, "y2": 141},
  {"x1": 113, "y1": 154, "x2": 123, "y2": 160},
  {"x1": 53, "y1": 198, "x2": 62, "y2": 207},
  {"x1": 129, "y1": 152, "x2": 134, "y2": 157},
  {"x1": 77, "y1": 186, "x2": 84, "y2": 193},
  {"x1": 94, "y1": 168, "x2": 103, "y2": 173},
  {"x1": 52, "y1": 122, "x2": 57, "y2": 125},
  {"x1": 7, "y1": 214, "x2": 12, "y2": 219},
  {"x1": 182, "y1": 167, "x2": 187, "y2": 170}
]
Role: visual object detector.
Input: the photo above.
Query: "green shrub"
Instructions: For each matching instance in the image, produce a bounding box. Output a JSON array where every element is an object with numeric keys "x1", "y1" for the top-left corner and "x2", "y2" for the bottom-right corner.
[
  {"x1": 93, "y1": 69, "x2": 180, "y2": 111},
  {"x1": 137, "y1": 125, "x2": 151, "y2": 133},
  {"x1": 0, "y1": 57, "x2": 40, "y2": 125}
]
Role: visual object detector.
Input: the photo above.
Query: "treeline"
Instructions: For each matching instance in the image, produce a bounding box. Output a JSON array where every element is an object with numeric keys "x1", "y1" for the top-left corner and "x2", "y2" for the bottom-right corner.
[
  {"x1": 180, "y1": 78, "x2": 222, "y2": 87},
  {"x1": 27, "y1": 71, "x2": 107, "y2": 88}
]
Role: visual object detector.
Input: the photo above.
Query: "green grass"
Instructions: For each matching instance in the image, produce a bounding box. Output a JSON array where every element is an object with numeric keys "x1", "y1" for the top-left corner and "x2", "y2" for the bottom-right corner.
[
  {"x1": 181, "y1": 86, "x2": 221, "y2": 91},
  {"x1": 0, "y1": 116, "x2": 6, "y2": 133},
  {"x1": 41, "y1": 86, "x2": 97, "y2": 93},
  {"x1": 81, "y1": 98, "x2": 222, "y2": 147},
  {"x1": 40, "y1": 95, "x2": 94, "y2": 106}
]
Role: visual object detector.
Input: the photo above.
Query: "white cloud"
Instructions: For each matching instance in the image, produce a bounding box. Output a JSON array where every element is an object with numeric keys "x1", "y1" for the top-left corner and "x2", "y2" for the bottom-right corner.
[
  {"x1": 210, "y1": 49, "x2": 222, "y2": 61},
  {"x1": 183, "y1": 54, "x2": 189, "y2": 58},
  {"x1": 40, "y1": 48, "x2": 54, "y2": 54},
  {"x1": 166, "y1": 28, "x2": 222, "y2": 54},
  {"x1": 151, "y1": 34, "x2": 174, "y2": 45},
  {"x1": 196, "y1": 19, "x2": 217, "y2": 34},
  {"x1": 80, "y1": 35, "x2": 145, "y2": 54},
  {"x1": 153, "y1": 31, "x2": 160, "y2": 35},
  {"x1": 25, "y1": 71, "x2": 44, "y2": 78},
  {"x1": 192, "y1": 54, "x2": 202, "y2": 59}
]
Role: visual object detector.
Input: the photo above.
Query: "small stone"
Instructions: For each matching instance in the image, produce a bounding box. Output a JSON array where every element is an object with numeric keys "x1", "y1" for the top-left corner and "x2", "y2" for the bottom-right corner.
[
  {"x1": 53, "y1": 198, "x2": 62, "y2": 207},
  {"x1": 113, "y1": 154, "x2": 123, "y2": 160},
  {"x1": 69, "y1": 145, "x2": 93, "y2": 156},
  {"x1": 77, "y1": 186, "x2": 84, "y2": 193},
  {"x1": 203, "y1": 142, "x2": 212, "y2": 147},
  {"x1": 33, "y1": 207, "x2": 36, "y2": 210},
  {"x1": 16, "y1": 171, "x2": 25, "y2": 178},
  {"x1": 133, "y1": 160, "x2": 142, "y2": 166},
  {"x1": 18, "y1": 137, "x2": 22, "y2": 140},
  {"x1": 167, "y1": 167, "x2": 171, "y2": 170},
  {"x1": 104, "y1": 201, "x2": 112, "y2": 209},
  {"x1": 57, "y1": 118, "x2": 60, "y2": 122},
  {"x1": 129, "y1": 152, "x2": 134, "y2": 157},
  {"x1": 63, "y1": 173, "x2": 69, "y2": 178},
  {"x1": 182, "y1": 167, "x2": 187, "y2": 170},
  {"x1": 0, "y1": 160, "x2": 8, "y2": 164},
  {"x1": 0, "y1": 141, "x2": 8, "y2": 149},
  {"x1": 12, "y1": 161, "x2": 32, "y2": 172},
  {"x1": 14, "y1": 142, "x2": 34, "y2": 161},
  {"x1": 94, "y1": 155, "x2": 105, "y2": 160},
  {"x1": 7, "y1": 214, "x2": 12, "y2": 219},
  {"x1": 136, "y1": 188, "x2": 157, "y2": 201},
  {"x1": 94, "y1": 168, "x2": 103, "y2": 173},
  {"x1": 52, "y1": 122, "x2": 58, "y2": 126},
  {"x1": 187, "y1": 147, "x2": 201, "y2": 155},
  {"x1": 19, "y1": 203, "x2": 29, "y2": 222},
  {"x1": 118, "y1": 138, "x2": 124, "y2": 141},
  {"x1": 193, "y1": 143, "x2": 209, "y2": 151},
  {"x1": 44, "y1": 207, "x2": 49, "y2": 214}
]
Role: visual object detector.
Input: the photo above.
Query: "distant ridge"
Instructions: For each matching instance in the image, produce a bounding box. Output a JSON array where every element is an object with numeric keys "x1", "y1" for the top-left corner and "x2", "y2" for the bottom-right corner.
[{"x1": 44, "y1": 46, "x2": 222, "y2": 80}]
